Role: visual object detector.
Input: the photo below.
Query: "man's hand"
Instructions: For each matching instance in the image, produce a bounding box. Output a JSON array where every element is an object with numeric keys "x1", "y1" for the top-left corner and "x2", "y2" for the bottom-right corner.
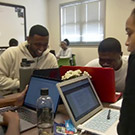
[
  {"x1": 0, "y1": 85, "x2": 28, "y2": 108},
  {"x1": 14, "y1": 85, "x2": 28, "y2": 107},
  {"x1": 2, "y1": 111, "x2": 20, "y2": 135},
  {"x1": 2, "y1": 111, "x2": 20, "y2": 126}
]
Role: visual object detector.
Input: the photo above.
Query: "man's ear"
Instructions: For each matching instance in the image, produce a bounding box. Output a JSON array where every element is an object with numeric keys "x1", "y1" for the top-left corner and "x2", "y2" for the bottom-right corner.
[
  {"x1": 27, "y1": 36, "x2": 31, "y2": 44},
  {"x1": 120, "y1": 52, "x2": 123, "y2": 56}
]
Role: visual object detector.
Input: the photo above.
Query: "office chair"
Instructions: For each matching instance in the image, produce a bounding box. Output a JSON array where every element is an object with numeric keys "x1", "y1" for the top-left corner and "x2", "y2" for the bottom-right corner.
[{"x1": 71, "y1": 54, "x2": 76, "y2": 66}]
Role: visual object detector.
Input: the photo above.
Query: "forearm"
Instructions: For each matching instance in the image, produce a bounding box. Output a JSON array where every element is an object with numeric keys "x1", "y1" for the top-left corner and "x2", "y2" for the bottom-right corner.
[
  {"x1": 4, "y1": 112, "x2": 20, "y2": 135},
  {"x1": 0, "y1": 87, "x2": 28, "y2": 108},
  {"x1": 56, "y1": 51, "x2": 61, "y2": 58},
  {"x1": 5, "y1": 121, "x2": 20, "y2": 135},
  {"x1": 0, "y1": 97, "x2": 16, "y2": 108}
]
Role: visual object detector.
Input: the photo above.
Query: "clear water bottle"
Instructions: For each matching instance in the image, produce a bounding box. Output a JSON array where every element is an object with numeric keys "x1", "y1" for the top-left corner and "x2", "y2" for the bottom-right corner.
[{"x1": 36, "y1": 88, "x2": 54, "y2": 135}]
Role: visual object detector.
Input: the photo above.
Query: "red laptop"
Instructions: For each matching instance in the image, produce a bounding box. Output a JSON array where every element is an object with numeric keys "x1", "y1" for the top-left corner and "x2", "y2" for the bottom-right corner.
[{"x1": 60, "y1": 66, "x2": 122, "y2": 103}]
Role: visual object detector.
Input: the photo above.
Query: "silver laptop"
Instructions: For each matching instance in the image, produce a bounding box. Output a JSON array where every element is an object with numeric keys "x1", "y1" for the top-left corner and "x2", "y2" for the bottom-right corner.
[
  {"x1": 56, "y1": 75, "x2": 120, "y2": 135},
  {"x1": 0, "y1": 76, "x2": 60, "y2": 132}
]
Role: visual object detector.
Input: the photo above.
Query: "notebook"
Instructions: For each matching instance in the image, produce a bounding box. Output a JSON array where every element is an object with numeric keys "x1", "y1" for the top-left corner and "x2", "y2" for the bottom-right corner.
[
  {"x1": 60, "y1": 66, "x2": 122, "y2": 103},
  {"x1": 56, "y1": 75, "x2": 120, "y2": 135},
  {"x1": 0, "y1": 76, "x2": 60, "y2": 132},
  {"x1": 109, "y1": 98, "x2": 123, "y2": 109}
]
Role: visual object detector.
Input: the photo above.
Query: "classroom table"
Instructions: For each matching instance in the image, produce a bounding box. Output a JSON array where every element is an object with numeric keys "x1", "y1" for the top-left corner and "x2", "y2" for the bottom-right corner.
[
  {"x1": 4, "y1": 93, "x2": 121, "y2": 135},
  {"x1": 21, "y1": 104, "x2": 70, "y2": 135},
  {"x1": 21, "y1": 102, "x2": 119, "y2": 135}
]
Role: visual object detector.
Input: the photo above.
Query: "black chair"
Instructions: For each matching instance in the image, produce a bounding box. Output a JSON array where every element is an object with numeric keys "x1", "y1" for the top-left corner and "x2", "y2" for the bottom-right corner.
[{"x1": 70, "y1": 54, "x2": 76, "y2": 66}]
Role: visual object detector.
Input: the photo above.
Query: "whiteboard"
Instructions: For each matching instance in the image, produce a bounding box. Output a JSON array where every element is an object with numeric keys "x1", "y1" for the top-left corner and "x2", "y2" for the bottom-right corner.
[{"x1": 0, "y1": 2, "x2": 26, "y2": 47}]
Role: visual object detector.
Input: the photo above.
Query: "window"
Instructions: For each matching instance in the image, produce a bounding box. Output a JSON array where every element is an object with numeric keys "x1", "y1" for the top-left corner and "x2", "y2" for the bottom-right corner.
[{"x1": 60, "y1": 0, "x2": 105, "y2": 46}]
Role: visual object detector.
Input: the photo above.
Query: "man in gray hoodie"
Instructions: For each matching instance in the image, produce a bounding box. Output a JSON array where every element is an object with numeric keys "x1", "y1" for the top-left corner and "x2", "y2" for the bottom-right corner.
[{"x1": 0, "y1": 25, "x2": 58, "y2": 95}]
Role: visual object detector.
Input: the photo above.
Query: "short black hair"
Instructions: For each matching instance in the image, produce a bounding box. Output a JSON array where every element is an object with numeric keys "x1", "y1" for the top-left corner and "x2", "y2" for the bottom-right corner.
[
  {"x1": 131, "y1": 8, "x2": 135, "y2": 24},
  {"x1": 131, "y1": 8, "x2": 135, "y2": 16},
  {"x1": 9, "y1": 38, "x2": 18, "y2": 47},
  {"x1": 98, "y1": 37, "x2": 122, "y2": 53},
  {"x1": 64, "y1": 39, "x2": 70, "y2": 46},
  {"x1": 29, "y1": 25, "x2": 49, "y2": 37}
]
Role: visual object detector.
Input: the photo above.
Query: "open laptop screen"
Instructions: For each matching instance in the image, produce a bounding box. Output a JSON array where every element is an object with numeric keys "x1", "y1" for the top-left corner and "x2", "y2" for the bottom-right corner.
[
  {"x1": 60, "y1": 77, "x2": 100, "y2": 121},
  {"x1": 24, "y1": 76, "x2": 60, "y2": 114}
]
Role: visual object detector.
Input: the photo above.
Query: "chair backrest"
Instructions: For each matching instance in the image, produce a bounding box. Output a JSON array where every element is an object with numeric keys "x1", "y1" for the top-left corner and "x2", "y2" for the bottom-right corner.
[
  {"x1": 58, "y1": 58, "x2": 71, "y2": 67},
  {"x1": 71, "y1": 54, "x2": 76, "y2": 66}
]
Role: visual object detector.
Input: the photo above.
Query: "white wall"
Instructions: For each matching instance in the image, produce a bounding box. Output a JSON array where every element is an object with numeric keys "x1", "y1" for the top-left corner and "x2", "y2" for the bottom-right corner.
[
  {"x1": 0, "y1": 0, "x2": 135, "y2": 66},
  {"x1": 0, "y1": 0, "x2": 48, "y2": 36},
  {"x1": 48, "y1": 0, "x2": 135, "y2": 66},
  {"x1": 105, "y1": 0, "x2": 134, "y2": 55}
]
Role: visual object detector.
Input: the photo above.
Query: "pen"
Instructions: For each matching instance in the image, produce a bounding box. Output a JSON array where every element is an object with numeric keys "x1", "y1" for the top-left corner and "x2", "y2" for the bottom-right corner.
[{"x1": 107, "y1": 109, "x2": 111, "y2": 120}]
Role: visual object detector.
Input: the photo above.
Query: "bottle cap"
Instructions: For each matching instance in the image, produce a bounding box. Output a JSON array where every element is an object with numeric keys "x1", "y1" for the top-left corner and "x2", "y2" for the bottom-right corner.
[
  {"x1": 41, "y1": 88, "x2": 48, "y2": 95},
  {"x1": 21, "y1": 58, "x2": 30, "y2": 67},
  {"x1": 22, "y1": 58, "x2": 27, "y2": 62}
]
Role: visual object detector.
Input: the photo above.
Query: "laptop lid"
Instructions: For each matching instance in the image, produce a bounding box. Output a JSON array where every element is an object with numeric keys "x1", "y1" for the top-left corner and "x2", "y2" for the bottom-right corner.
[
  {"x1": 24, "y1": 75, "x2": 60, "y2": 114},
  {"x1": 56, "y1": 75, "x2": 103, "y2": 127},
  {"x1": 60, "y1": 66, "x2": 122, "y2": 103},
  {"x1": 33, "y1": 68, "x2": 61, "y2": 81}
]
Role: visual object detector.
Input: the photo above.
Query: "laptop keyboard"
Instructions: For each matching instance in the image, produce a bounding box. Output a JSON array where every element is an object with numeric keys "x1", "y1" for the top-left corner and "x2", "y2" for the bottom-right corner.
[
  {"x1": 83, "y1": 109, "x2": 120, "y2": 133},
  {"x1": 0, "y1": 106, "x2": 18, "y2": 114},
  {"x1": 18, "y1": 107, "x2": 37, "y2": 125}
]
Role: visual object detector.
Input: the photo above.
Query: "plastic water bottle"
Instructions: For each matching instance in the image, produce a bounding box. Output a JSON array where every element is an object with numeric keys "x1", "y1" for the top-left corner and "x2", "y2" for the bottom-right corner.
[{"x1": 36, "y1": 88, "x2": 54, "y2": 135}]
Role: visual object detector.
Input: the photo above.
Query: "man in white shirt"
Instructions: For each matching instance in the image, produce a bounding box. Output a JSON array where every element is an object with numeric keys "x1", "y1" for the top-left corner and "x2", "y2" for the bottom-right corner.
[{"x1": 85, "y1": 37, "x2": 128, "y2": 92}]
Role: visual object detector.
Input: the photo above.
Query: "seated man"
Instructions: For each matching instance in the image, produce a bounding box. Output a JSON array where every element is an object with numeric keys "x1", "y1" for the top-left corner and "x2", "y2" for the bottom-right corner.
[
  {"x1": 0, "y1": 86, "x2": 27, "y2": 135},
  {"x1": 85, "y1": 37, "x2": 128, "y2": 92},
  {"x1": 0, "y1": 25, "x2": 58, "y2": 95}
]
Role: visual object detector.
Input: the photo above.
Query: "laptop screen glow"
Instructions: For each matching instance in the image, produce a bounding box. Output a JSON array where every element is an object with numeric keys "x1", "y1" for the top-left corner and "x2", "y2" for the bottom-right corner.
[
  {"x1": 24, "y1": 76, "x2": 60, "y2": 114},
  {"x1": 60, "y1": 78, "x2": 100, "y2": 121}
]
